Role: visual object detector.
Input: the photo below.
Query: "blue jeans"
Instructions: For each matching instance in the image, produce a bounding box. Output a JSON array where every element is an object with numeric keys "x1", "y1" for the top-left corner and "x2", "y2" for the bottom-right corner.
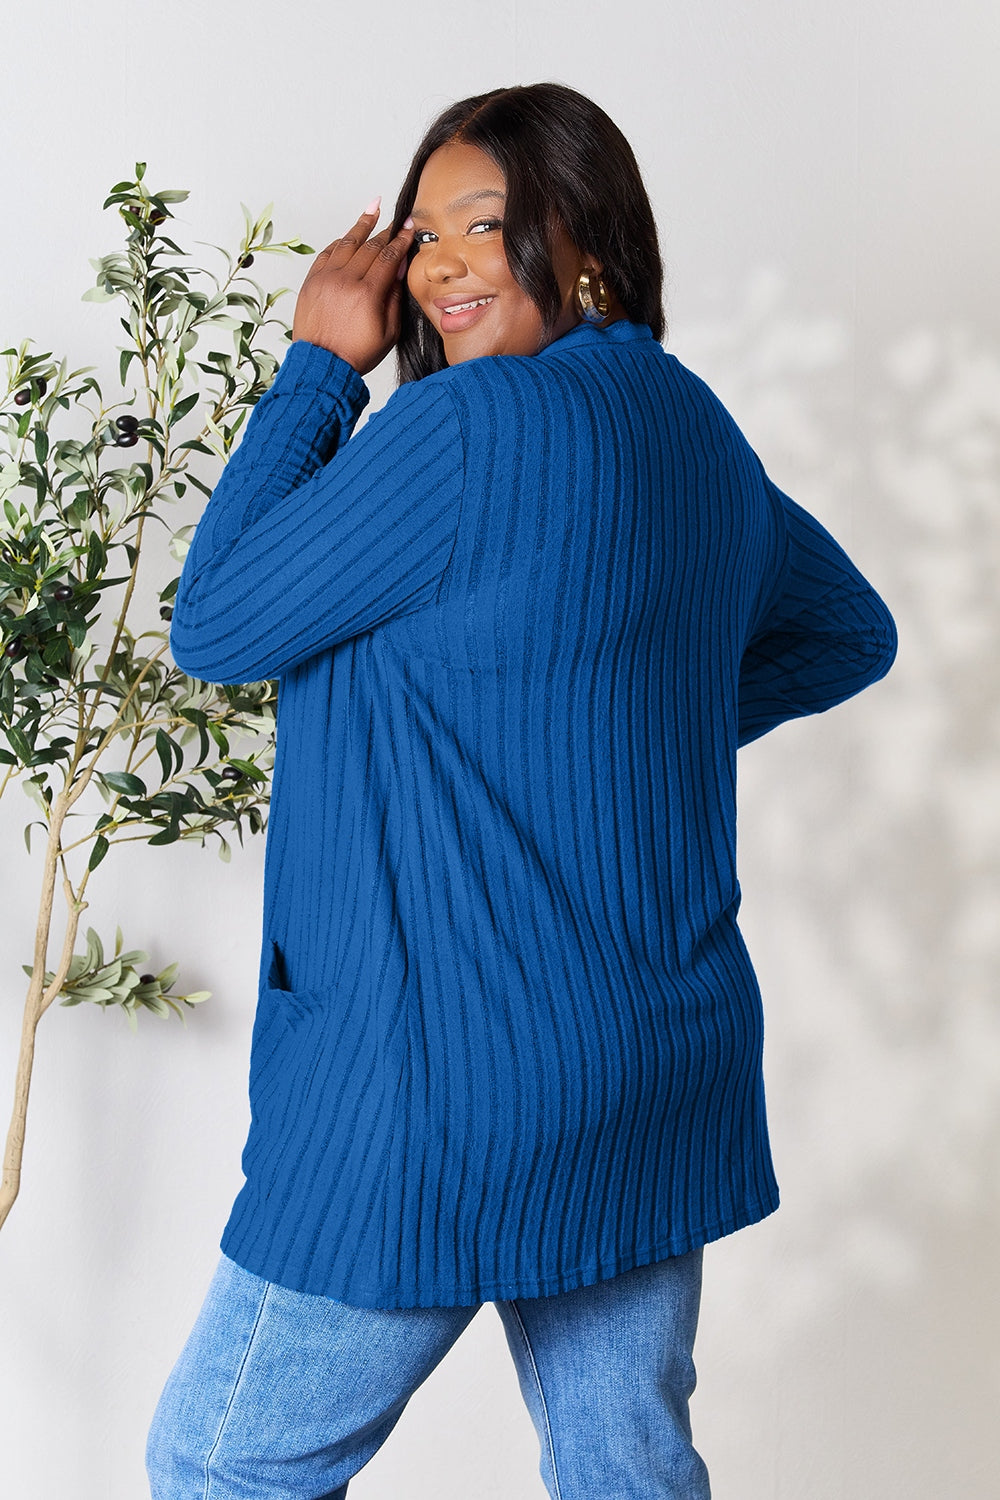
[{"x1": 146, "y1": 1248, "x2": 711, "y2": 1498}]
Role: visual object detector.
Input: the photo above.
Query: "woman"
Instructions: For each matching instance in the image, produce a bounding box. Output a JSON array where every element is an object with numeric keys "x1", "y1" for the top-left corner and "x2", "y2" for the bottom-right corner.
[{"x1": 147, "y1": 83, "x2": 897, "y2": 1498}]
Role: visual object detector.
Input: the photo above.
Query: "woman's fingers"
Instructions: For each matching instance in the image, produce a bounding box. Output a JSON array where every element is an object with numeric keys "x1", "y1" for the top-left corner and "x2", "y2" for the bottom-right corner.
[
  {"x1": 307, "y1": 208, "x2": 379, "y2": 270},
  {"x1": 326, "y1": 206, "x2": 415, "y2": 280},
  {"x1": 291, "y1": 202, "x2": 415, "y2": 373}
]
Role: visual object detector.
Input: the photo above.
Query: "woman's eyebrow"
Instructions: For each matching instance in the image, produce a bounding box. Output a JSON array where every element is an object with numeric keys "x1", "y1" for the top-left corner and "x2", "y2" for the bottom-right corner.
[{"x1": 409, "y1": 188, "x2": 506, "y2": 221}]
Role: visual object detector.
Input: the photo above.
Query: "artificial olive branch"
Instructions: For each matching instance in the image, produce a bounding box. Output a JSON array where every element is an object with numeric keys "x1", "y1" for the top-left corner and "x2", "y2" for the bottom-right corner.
[{"x1": 0, "y1": 163, "x2": 314, "y2": 1231}]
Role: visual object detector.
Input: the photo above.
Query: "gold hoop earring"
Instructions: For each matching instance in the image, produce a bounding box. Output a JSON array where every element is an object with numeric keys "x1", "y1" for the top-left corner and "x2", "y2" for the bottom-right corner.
[{"x1": 575, "y1": 268, "x2": 610, "y2": 324}]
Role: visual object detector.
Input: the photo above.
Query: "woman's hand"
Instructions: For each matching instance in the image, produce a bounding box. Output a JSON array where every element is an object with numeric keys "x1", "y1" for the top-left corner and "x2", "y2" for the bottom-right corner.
[{"x1": 291, "y1": 201, "x2": 416, "y2": 377}]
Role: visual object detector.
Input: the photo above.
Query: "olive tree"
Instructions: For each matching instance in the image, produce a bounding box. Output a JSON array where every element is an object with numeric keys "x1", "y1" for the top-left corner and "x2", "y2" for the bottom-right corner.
[{"x1": 0, "y1": 164, "x2": 312, "y2": 1230}]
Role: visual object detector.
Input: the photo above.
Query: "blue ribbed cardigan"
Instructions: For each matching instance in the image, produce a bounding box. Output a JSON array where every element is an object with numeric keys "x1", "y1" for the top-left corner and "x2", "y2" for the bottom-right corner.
[{"x1": 169, "y1": 318, "x2": 898, "y2": 1308}]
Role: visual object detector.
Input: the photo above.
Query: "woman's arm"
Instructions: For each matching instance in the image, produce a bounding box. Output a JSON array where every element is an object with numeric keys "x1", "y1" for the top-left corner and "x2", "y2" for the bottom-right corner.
[
  {"x1": 737, "y1": 478, "x2": 898, "y2": 747},
  {"x1": 168, "y1": 340, "x2": 464, "y2": 684}
]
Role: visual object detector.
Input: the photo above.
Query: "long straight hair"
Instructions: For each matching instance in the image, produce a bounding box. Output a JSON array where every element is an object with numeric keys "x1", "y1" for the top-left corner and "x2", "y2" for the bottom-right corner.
[{"x1": 388, "y1": 83, "x2": 666, "y2": 384}]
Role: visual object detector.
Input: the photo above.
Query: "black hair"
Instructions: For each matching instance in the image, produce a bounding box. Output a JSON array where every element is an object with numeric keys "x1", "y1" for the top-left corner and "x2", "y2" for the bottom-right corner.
[{"x1": 388, "y1": 82, "x2": 666, "y2": 384}]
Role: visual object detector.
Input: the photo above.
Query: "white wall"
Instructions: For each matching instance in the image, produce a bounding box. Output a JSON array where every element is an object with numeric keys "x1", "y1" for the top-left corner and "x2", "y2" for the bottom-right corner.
[{"x1": 2, "y1": 2, "x2": 998, "y2": 1496}]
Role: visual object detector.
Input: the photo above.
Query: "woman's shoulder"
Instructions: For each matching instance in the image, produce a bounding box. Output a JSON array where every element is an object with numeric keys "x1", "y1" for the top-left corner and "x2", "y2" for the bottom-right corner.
[
  {"x1": 385, "y1": 333, "x2": 745, "y2": 443},
  {"x1": 386, "y1": 353, "x2": 549, "y2": 431},
  {"x1": 653, "y1": 347, "x2": 762, "y2": 444}
]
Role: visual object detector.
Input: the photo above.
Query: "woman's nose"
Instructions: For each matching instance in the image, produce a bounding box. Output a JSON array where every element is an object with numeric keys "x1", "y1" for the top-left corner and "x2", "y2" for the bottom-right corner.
[{"x1": 422, "y1": 240, "x2": 468, "y2": 281}]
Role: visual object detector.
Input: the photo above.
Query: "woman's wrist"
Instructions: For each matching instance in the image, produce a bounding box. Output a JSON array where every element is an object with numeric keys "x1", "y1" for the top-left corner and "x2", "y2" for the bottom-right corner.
[{"x1": 278, "y1": 338, "x2": 370, "y2": 405}]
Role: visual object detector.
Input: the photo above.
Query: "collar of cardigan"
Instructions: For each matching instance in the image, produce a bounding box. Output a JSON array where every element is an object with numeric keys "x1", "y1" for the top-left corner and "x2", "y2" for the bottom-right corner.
[{"x1": 536, "y1": 318, "x2": 656, "y2": 357}]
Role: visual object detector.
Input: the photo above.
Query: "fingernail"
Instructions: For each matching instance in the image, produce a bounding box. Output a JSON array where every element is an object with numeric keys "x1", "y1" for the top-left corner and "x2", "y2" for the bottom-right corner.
[
  {"x1": 403, "y1": 215, "x2": 414, "y2": 228},
  {"x1": 364, "y1": 195, "x2": 381, "y2": 215},
  {"x1": 396, "y1": 257, "x2": 407, "y2": 279}
]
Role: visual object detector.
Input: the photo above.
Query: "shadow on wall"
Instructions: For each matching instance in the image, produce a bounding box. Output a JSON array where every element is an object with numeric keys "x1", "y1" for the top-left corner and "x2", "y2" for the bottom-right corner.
[{"x1": 668, "y1": 269, "x2": 1000, "y2": 1485}]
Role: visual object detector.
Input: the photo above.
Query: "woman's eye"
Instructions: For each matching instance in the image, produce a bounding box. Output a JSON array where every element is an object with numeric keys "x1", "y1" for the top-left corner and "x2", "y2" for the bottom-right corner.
[{"x1": 412, "y1": 219, "x2": 502, "y2": 245}]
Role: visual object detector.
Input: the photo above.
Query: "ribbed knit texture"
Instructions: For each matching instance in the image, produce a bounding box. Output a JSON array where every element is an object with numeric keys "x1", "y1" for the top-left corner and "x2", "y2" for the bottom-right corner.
[{"x1": 170, "y1": 319, "x2": 898, "y2": 1308}]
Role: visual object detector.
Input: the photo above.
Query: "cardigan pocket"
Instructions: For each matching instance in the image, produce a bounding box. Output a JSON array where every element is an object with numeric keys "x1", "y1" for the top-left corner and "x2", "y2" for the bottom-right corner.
[
  {"x1": 245, "y1": 939, "x2": 329, "y2": 1136},
  {"x1": 257, "y1": 937, "x2": 328, "y2": 1029}
]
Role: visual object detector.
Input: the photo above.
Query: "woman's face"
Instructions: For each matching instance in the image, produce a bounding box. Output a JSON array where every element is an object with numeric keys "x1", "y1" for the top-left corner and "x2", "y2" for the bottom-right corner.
[{"x1": 405, "y1": 139, "x2": 620, "y2": 363}]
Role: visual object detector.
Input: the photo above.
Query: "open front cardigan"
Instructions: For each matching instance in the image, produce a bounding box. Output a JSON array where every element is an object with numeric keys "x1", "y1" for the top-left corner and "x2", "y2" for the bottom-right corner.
[{"x1": 169, "y1": 318, "x2": 898, "y2": 1308}]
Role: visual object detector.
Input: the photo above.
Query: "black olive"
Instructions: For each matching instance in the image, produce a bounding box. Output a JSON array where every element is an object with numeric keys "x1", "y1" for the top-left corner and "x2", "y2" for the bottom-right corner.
[
  {"x1": 3, "y1": 639, "x2": 24, "y2": 658},
  {"x1": 139, "y1": 974, "x2": 156, "y2": 985},
  {"x1": 150, "y1": 210, "x2": 166, "y2": 225},
  {"x1": 13, "y1": 389, "x2": 30, "y2": 405},
  {"x1": 43, "y1": 674, "x2": 59, "y2": 686},
  {"x1": 221, "y1": 767, "x2": 242, "y2": 781},
  {"x1": 115, "y1": 414, "x2": 139, "y2": 434},
  {"x1": 115, "y1": 432, "x2": 139, "y2": 447},
  {"x1": 53, "y1": 584, "x2": 74, "y2": 601},
  {"x1": 239, "y1": 254, "x2": 255, "y2": 268},
  {"x1": 159, "y1": 605, "x2": 173, "y2": 620}
]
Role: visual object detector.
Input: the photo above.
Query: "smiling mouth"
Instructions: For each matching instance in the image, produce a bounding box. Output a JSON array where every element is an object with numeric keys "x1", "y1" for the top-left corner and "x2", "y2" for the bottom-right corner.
[{"x1": 440, "y1": 296, "x2": 496, "y2": 317}]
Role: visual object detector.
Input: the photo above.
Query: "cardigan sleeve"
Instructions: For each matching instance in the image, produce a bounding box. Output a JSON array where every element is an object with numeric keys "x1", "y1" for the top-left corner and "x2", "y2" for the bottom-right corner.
[
  {"x1": 168, "y1": 339, "x2": 465, "y2": 684},
  {"x1": 737, "y1": 476, "x2": 898, "y2": 747}
]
